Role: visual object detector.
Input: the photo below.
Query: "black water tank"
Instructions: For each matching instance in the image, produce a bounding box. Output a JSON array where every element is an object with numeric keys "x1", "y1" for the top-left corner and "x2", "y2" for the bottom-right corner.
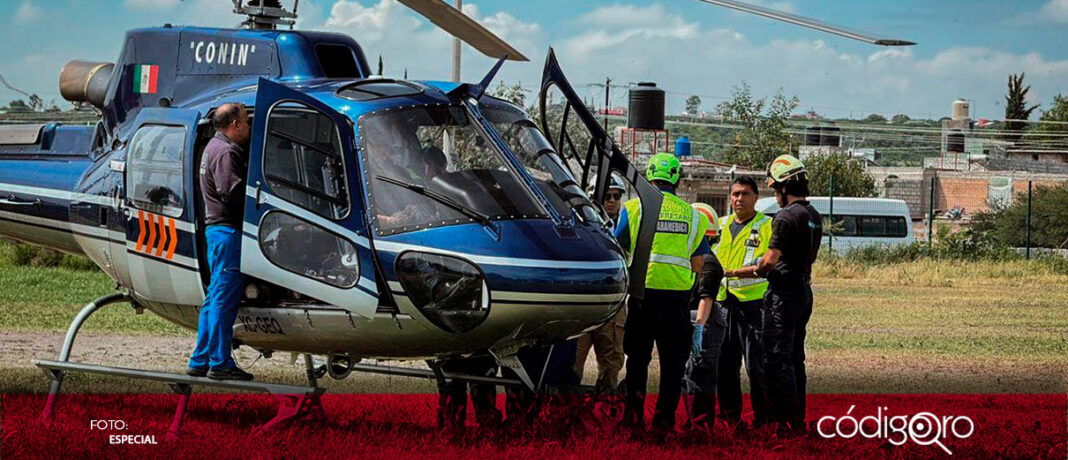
[
  {"x1": 820, "y1": 126, "x2": 841, "y2": 147},
  {"x1": 804, "y1": 127, "x2": 822, "y2": 146},
  {"x1": 947, "y1": 131, "x2": 965, "y2": 153},
  {"x1": 627, "y1": 82, "x2": 665, "y2": 130}
]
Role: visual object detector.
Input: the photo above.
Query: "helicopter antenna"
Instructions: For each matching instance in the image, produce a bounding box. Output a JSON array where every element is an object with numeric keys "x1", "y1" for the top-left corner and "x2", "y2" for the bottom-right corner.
[
  {"x1": 232, "y1": 0, "x2": 297, "y2": 30},
  {"x1": 697, "y1": 0, "x2": 916, "y2": 46}
]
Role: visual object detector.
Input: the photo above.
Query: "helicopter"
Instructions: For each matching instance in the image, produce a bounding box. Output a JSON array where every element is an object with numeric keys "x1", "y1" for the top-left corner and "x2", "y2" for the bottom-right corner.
[
  {"x1": 2, "y1": 0, "x2": 914, "y2": 432},
  {"x1": 1, "y1": 0, "x2": 664, "y2": 399}
]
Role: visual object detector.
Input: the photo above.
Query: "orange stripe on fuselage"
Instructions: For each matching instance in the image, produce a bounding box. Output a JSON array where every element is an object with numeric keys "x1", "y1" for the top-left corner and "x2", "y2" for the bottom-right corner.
[
  {"x1": 135, "y1": 211, "x2": 146, "y2": 251},
  {"x1": 155, "y1": 215, "x2": 167, "y2": 256},
  {"x1": 166, "y1": 218, "x2": 178, "y2": 260},
  {"x1": 146, "y1": 213, "x2": 156, "y2": 253}
]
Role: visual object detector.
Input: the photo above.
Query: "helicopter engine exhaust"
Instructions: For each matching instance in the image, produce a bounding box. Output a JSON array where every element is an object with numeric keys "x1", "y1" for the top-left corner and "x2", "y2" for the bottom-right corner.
[
  {"x1": 327, "y1": 354, "x2": 354, "y2": 380},
  {"x1": 59, "y1": 60, "x2": 114, "y2": 109}
]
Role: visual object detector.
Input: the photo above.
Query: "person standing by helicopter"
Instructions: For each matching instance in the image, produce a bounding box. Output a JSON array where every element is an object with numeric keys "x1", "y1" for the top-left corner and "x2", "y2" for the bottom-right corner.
[
  {"x1": 715, "y1": 176, "x2": 773, "y2": 429},
  {"x1": 187, "y1": 103, "x2": 254, "y2": 381},
  {"x1": 730, "y1": 154, "x2": 822, "y2": 434},
  {"x1": 573, "y1": 173, "x2": 627, "y2": 392},
  {"x1": 683, "y1": 202, "x2": 726, "y2": 433},
  {"x1": 614, "y1": 153, "x2": 710, "y2": 438}
]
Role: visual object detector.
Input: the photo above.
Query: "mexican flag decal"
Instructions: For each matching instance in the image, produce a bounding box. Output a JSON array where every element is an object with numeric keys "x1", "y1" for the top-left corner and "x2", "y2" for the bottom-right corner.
[{"x1": 134, "y1": 64, "x2": 158, "y2": 94}]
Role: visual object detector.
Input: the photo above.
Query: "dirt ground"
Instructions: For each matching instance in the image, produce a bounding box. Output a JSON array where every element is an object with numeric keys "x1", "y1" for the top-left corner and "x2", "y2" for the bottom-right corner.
[{"x1": 2, "y1": 330, "x2": 1063, "y2": 395}]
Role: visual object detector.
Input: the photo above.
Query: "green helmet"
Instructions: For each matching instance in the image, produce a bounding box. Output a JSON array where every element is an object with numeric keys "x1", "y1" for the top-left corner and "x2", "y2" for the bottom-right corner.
[
  {"x1": 766, "y1": 154, "x2": 807, "y2": 187},
  {"x1": 646, "y1": 153, "x2": 682, "y2": 185}
]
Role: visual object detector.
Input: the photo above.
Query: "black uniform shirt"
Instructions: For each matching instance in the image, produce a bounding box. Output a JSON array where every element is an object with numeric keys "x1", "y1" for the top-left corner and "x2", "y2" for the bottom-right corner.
[
  {"x1": 767, "y1": 200, "x2": 823, "y2": 285},
  {"x1": 692, "y1": 251, "x2": 725, "y2": 307},
  {"x1": 200, "y1": 133, "x2": 248, "y2": 227}
]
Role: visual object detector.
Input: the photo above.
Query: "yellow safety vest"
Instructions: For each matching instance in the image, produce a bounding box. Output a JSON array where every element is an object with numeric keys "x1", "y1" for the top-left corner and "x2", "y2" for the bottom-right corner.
[
  {"x1": 714, "y1": 212, "x2": 772, "y2": 302},
  {"x1": 623, "y1": 193, "x2": 710, "y2": 291}
]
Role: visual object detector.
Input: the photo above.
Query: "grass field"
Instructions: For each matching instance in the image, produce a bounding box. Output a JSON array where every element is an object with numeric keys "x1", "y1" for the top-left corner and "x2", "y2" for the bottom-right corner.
[{"x1": 0, "y1": 254, "x2": 1065, "y2": 394}]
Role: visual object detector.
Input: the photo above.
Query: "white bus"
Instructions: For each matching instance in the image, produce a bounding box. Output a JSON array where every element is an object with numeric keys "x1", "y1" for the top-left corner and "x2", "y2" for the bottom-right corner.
[{"x1": 755, "y1": 197, "x2": 915, "y2": 252}]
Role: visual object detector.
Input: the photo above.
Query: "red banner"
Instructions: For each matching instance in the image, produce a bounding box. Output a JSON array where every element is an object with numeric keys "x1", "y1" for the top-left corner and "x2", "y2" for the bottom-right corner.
[{"x1": 2, "y1": 393, "x2": 1064, "y2": 458}]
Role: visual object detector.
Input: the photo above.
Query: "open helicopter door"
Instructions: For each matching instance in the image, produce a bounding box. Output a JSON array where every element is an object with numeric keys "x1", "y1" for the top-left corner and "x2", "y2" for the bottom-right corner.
[
  {"x1": 538, "y1": 49, "x2": 662, "y2": 299},
  {"x1": 240, "y1": 78, "x2": 379, "y2": 318}
]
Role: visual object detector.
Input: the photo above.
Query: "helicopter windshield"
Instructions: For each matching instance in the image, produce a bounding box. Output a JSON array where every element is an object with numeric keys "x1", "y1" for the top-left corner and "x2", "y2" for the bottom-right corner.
[
  {"x1": 359, "y1": 105, "x2": 547, "y2": 236},
  {"x1": 479, "y1": 103, "x2": 604, "y2": 226}
]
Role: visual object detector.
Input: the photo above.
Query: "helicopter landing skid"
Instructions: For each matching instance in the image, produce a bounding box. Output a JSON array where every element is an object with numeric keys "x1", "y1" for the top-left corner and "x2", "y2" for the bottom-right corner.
[{"x1": 35, "y1": 293, "x2": 327, "y2": 439}]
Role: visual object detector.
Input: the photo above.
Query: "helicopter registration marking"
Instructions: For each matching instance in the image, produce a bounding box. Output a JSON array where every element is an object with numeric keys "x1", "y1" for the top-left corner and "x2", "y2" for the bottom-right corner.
[
  {"x1": 240, "y1": 315, "x2": 285, "y2": 335},
  {"x1": 189, "y1": 41, "x2": 256, "y2": 67}
]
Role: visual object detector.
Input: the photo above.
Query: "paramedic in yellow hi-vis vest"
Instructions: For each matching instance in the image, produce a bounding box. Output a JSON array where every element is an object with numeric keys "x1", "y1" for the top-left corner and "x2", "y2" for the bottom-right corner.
[
  {"x1": 615, "y1": 153, "x2": 711, "y2": 438},
  {"x1": 716, "y1": 176, "x2": 773, "y2": 429}
]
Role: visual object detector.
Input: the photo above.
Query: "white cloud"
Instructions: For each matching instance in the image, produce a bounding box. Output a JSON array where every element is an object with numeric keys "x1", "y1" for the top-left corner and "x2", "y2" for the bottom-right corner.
[
  {"x1": 552, "y1": 5, "x2": 1068, "y2": 119},
  {"x1": 1039, "y1": 0, "x2": 1068, "y2": 22},
  {"x1": 15, "y1": 1, "x2": 42, "y2": 24},
  {"x1": 321, "y1": 0, "x2": 542, "y2": 81}
]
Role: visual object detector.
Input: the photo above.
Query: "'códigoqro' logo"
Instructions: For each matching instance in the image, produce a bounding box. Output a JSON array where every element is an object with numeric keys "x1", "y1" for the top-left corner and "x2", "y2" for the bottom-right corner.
[{"x1": 817, "y1": 405, "x2": 975, "y2": 455}]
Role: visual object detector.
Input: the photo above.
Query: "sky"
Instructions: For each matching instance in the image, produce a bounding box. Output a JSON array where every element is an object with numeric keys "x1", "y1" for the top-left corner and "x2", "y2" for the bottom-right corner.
[{"x1": 1, "y1": 0, "x2": 1066, "y2": 120}]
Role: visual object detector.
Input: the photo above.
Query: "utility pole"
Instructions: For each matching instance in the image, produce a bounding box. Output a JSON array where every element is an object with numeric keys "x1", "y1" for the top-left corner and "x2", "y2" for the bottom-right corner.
[
  {"x1": 451, "y1": 0, "x2": 462, "y2": 82},
  {"x1": 603, "y1": 77, "x2": 611, "y2": 131}
]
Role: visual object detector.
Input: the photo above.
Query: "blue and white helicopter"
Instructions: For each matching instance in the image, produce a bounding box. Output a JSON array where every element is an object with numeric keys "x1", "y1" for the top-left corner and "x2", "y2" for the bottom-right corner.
[
  {"x1": 3, "y1": 0, "x2": 913, "y2": 430},
  {"x1": 3, "y1": 0, "x2": 665, "y2": 399}
]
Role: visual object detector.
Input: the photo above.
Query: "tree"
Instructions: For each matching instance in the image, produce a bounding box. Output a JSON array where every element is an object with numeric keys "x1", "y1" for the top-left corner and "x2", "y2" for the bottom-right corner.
[
  {"x1": 804, "y1": 153, "x2": 877, "y2": 198},
  {"x1": 6, "y1": 99, "x2": 30, "y2": 112},
  {"x1": 891, "y1": 114, "x2": 911, "y2": 125},
  {"x1": 492, "y1": 81, "x2": 527, "y2": 109},
  {"x1": 863, "y1": 113, "x2": 887, "y2": 123},
  {"x1": 685, "y1": 95, "x2": 702, "y2": 117},
  {"x1": 1004, "y1": 73, "x2": 1039, "y2": 141},
  {"x1": 1032, "y1": 94, "x2": 1068, "y2": 133},
  {"x1": 715, "y1": 82, "x2": 799, "y2": 169},
  {"x1": 973, "y1": 183, "x2": 1068, "y2": 248}
]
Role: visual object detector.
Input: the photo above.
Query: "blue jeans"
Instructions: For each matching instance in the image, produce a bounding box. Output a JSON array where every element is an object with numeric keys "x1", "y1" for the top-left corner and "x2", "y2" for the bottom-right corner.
[{"x1": 189, "y1": 225, "x2": 245, "y2": 370}]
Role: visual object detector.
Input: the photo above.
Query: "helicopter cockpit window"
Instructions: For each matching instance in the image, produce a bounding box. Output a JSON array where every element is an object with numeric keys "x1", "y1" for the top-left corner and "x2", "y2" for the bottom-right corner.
[
  {"x1": 262, "y1": 102, "x2": 349, "y2": 220},
  {"x1": 359, "y1": 105, "x2": 546, "y2": 236},
  {"x1": 127, "y1": 124, "x2": 185, "y2": 218},
  {"x1": 480, "y1": 103, "x2": 604, "y2": 226}
]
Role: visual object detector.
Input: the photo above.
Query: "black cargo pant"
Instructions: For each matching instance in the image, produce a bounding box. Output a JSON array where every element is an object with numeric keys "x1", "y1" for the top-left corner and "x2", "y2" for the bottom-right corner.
[
  {"x1": 686, "y1": 301, "x2": 728, "y2": 428},
  {"x1": 436, "y1": 355, "x2": 502, "y2": 431},
  {"x1": 717, "y1": 294, "x2": 770, "y2": 425},
  {"x1": 623, "y1": 288, "x2": 692, "y2": 431},
  {"x1": 762, "y1": 281, "x2": 813, "y2": 432}
]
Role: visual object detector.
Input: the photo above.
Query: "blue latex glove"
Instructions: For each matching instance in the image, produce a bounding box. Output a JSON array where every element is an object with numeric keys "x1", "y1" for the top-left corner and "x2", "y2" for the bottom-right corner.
[{"x1": 692, "y1": 324, "x2": 704, "y2": 356}]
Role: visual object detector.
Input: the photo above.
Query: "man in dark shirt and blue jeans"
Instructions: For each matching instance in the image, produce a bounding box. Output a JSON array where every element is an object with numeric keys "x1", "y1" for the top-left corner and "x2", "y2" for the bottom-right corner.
[
  {"x1": 187, "y1": 103, "x2": 254, "y2": 381},
  {"x1": 729, "y1": 154, "x2": 821, "y2": 434}
]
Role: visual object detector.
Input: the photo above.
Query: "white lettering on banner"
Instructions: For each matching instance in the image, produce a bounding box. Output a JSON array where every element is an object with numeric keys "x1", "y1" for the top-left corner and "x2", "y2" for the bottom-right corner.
[
  {"x1": 817, "y1": 405, "x2": 975, "y2": 455},
  {"x1": 109, "y1": 435, "x2": 158, "y2": 445},
  {"x1": 656, "y1": 220, "x2": 689, "y2": 235},
  {"x1": 188, "y1": 41, "x2": 258, "y2": 66}
]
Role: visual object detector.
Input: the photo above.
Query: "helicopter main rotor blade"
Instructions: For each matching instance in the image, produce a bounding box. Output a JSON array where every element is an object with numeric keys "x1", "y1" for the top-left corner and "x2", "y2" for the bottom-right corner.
[
  {"x1": 398, "y1": 0, "x2": 529, "y2": 61},
  {"x1": 696, "y1": 0, "x2": 916, "y2": 46}
]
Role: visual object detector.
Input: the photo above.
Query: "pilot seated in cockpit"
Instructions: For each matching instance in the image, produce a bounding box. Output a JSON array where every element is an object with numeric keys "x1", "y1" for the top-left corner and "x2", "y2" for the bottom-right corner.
[{"x1": 374, "y1": 143, "x2": 449, "y2": 230}]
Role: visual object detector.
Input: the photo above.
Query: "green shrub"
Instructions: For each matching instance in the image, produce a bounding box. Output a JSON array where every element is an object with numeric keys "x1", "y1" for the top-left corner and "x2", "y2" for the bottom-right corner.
[{"x1": 0, "y1": 240, "x2": 99, "y2": 271}]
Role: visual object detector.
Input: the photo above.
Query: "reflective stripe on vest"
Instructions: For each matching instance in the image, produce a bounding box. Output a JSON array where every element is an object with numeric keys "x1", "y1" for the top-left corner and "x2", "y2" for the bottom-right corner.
[
  {"x1": 622, "y1": 194, "x2": 709, "y2": 291},
  {"x1": 715, "y1": 213, "x2": 771, "y2": 302}
]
